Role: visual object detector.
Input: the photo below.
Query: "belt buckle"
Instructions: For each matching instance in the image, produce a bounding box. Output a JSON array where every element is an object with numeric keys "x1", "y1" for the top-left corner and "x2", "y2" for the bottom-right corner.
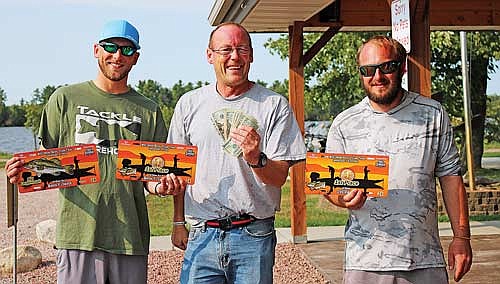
[{"x1": 218, "y1": 217, "x2": 232, "y2": 231}]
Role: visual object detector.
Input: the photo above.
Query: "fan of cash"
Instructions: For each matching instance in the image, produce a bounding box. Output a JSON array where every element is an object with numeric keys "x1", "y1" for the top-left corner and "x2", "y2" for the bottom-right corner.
[{"x1": 211, "y1": 108, "x2": 259, "y2": 157}]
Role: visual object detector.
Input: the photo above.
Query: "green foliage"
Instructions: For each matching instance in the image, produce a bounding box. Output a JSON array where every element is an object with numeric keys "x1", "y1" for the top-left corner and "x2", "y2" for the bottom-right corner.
[
  {"x1": 431, "y1": 31, "x2": 500, "y2": 168},
  {"x1": 0, "y1": 152, "x2": 11, "y2": 168},
  {"x1": 438, "y1": 214, "x2": 500, "y2": 223},
  {"x1": 0, "y1": 87, "x2": 7, "y2": 125},
  {"x1": 136, "y1": 80, "x2": 207, "y2": 128},
  {"x1": 265, "y1": 31, "x2": 500, "y2": 124},
  {"x1": 485, "y1": 94, "x2": 500, "y2": 143},
  {"x1": 6, "y1": 80, "x2": 208, "y2": 133},
  {"x1": 485, "y1": 142, "x2": 500, "y2": 150},
  {"x1": 4, "y1": 103, "x2": 27, "y2": 126},
  {"x1": 0, "y1": 152, "x2": 11, "y2": 159},
  {"x1": 136, "y1": 79, "x2": 169, "y2": 105},
  {"x1": 147, "y1": 194, "x2": 174, "y2": 236},
  {"x1": 275, "y1": 181, "x2": 349, "y2": 228},
  {"x1": 265, "y1": 31, "x2": 499, "y2": 168},
  {"x1": 162, "y1": 80, "x2": 208, "y2": 127},
  {"x1": 24, "y1": 85, "x2": 60, "y2": 134},
  {"x1": 475, "y1": 167, "x2": 500, "y2": 181},
  {"x1": 431, "y1": 31, "x2": 500, "y2": 119},
  {"x1": 265, "y1": 31, "x2": 379, "y2": 121},
  {"x1": 268, "y1": 79, "x2": 289, "y2": 99}
]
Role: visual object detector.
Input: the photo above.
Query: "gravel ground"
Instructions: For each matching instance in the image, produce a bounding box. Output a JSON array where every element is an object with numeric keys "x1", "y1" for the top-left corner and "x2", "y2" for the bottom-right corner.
[{"x1": 1, "y1": 170, "x2": 329, "y2": 283}]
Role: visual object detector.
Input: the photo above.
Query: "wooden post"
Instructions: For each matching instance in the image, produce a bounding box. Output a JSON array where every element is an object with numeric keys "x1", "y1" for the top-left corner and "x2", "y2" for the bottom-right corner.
[
  {"x1": 288, "y1": 21, "x2": 307, "y2": 243},
  {"x1": 7, "y1": 179, "x2": 18, "y2": 283},
  {"x1": 407, "y1": 0, "x2": 431, "y2": 97}
]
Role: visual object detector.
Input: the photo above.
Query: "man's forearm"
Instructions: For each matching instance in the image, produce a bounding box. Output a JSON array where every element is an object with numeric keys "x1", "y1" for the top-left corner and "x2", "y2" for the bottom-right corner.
[
  {"x1": 440, "y1": 175, "x2": 471, "y2": 237},
  {"x1": 173, "y1": 190, "x2": 185, "y2": 222},
  {"x1": 251, "y1": 159, "x2": 291, "y2": 187}
]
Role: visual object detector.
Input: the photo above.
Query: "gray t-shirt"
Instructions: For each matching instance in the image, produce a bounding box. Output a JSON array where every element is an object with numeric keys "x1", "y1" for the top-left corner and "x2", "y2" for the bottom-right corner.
[
  {"x1": 167, "y1": 83, "x2": 306, "y2": 220},
  {"x1": 326, "y1": 91, "x2": 460, "y2": 271}
]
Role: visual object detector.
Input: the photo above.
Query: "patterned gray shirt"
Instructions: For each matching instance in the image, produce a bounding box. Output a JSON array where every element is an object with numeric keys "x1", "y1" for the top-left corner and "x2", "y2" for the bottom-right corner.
[{"x1": 326, "y1": 91, "x2": 461, "y2": 271}]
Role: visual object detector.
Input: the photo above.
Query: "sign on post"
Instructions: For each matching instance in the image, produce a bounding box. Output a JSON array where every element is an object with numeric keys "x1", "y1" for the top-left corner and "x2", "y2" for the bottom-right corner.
[
  {"x1": 391, "y1": 0, "x2": 410, "y2": 90},
  {"x1": 391, "y1": 0, "x2": 410, "y2": 52}
]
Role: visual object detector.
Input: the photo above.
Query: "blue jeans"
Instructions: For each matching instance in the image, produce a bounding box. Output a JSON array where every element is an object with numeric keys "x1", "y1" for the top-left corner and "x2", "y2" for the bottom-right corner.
[{"x1": 180, "y1": 218, "x2": 277, "y2": 284}]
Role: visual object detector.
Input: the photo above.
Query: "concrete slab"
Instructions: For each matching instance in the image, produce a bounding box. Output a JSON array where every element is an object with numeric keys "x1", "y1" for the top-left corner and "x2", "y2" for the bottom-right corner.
[{"x1": 299, "y1": 235, "x2": 500, "y2": 284}]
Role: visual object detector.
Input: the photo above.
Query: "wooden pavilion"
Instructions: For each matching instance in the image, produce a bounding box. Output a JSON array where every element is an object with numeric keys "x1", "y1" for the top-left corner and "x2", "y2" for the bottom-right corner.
[{"x1": 208, "y1": 0, "x2": 500, "y2": 243}]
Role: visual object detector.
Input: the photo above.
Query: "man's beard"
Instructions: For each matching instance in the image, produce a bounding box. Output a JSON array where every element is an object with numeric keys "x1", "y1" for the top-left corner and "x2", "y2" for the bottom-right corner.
[
  {"x1": 363, "y1": 72, "x2": 402, "y2": 106},
  {"x1": 98, "y1": 58, "x2": 131, "y2": 82}
]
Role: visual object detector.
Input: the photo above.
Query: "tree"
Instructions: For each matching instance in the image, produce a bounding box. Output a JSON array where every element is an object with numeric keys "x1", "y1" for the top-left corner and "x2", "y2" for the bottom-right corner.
[
  {"x1": 163, "y1": 80, "x2": 208, "y2": 128},
  {"x1": 5, "y1": 103, "x2": 27, "y2": 126},
  {"x1": 268, "y1": 79, "x2": 289, "y2": 99},
  {"x1": 485, "y1": 94, "x2": 500, "y2": 144},
  {"x1": 265, "y1": 32, "x2": 378, "y2": 121},
  {"x1": 136, "y1": 79, "x2": 170, "y2": 105},
  {"x1": 431, "y1": 31, "x2": 500, "y2": 168},
  {"x1": 135, "y1": 79, "x2": 208, "y2": 129},
  {"x1": 265, "y1": 31, "x2": 500, "y2": 168},
  {"x1": 0, "y1": 87, "x2": 7, "y2": 126},
  {"x1": 24, "y1": 85, "x2": 59, "y2": 134}
]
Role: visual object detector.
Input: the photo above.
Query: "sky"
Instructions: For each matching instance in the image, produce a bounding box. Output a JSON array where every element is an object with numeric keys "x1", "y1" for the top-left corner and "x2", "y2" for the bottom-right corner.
[{"x1": 1, "y1": 0, "x2": 499, "y2": 106}]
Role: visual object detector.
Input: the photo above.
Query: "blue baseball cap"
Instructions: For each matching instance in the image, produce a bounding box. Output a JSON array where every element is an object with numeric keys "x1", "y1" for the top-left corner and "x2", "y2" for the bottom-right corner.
[{"x1": 99, "y1": 19, "x2": 140, "y2": 50}]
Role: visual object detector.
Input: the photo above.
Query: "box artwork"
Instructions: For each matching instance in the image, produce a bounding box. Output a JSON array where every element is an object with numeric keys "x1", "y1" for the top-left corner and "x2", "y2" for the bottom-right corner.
[
  {"x1": 305, "y1": 152, "x2": 389, "y2": 197},
  {"x1": 116, "y1": 140, "x2": 197, "y2": 184},
  {"x1": 15, "y1": 144, "x2": 100, "y2": 193}
]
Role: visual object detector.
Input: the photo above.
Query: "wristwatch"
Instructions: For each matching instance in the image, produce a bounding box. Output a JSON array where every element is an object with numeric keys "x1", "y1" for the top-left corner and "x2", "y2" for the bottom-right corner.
[{"x1": 248, "y1": 152, "x2": 268, "y2": 168}]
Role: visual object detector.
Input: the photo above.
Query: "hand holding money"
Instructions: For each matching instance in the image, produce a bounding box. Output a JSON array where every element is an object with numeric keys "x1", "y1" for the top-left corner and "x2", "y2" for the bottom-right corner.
[
  {"x1": 210, "y1": 108, "x2": 259, "y2": 157},
  {"x1": 229, "y1": 125, "x2": 261, "y2": 165}
]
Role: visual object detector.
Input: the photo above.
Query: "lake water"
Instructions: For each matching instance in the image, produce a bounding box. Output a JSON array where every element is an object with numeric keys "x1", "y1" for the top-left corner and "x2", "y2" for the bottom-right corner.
[{"x1": 0, "y1": 127, "x2": 40, "y2": 154}]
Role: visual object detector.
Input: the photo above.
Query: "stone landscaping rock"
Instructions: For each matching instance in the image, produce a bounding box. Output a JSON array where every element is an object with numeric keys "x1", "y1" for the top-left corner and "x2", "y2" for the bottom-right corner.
[
  {"x1": 36, "y1": 219, "x2": 57, "y2": 245},
  {"x1": 0, "y1": 245, "x2": 42, "y2": 275}
]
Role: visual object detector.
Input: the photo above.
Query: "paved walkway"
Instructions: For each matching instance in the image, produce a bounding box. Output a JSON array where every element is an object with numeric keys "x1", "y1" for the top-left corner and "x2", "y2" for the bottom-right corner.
[{"x1": 151, "y1": 221, "x2": 500, "y2": 284}]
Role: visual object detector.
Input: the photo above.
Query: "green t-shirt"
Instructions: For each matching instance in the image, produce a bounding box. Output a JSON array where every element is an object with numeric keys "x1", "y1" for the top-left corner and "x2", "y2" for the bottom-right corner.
[{"x1": 38, "y1": 81, "x2": 167, "y2": 255}]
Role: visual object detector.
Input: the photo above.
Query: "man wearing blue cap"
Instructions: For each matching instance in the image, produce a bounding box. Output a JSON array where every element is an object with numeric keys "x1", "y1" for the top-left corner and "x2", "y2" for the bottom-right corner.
[{"x1": 5, "y1": 19, "x2": 185, "y2": 283}]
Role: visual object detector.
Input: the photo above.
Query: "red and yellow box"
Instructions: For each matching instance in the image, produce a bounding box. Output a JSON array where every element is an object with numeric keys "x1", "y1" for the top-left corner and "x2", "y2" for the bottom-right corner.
[
  {"x1": 116, "y1": 140, "x2": 197, "y2": 184},
  {"x1": 305, "y1": 152, "x2": 389, "y2": 197},
  {"x1": 15, "y1": 144, "x2": 100, "y2": 193}
]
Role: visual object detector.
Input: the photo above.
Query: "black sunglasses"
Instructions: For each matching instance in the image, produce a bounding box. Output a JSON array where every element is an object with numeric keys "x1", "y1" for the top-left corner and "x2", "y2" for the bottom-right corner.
[
  {"x1": 359, "y1": 60, "x2": 401, "y2": 77},
  {"x1": 99, "y1": 42, "x2": 137, "y2": 57}
]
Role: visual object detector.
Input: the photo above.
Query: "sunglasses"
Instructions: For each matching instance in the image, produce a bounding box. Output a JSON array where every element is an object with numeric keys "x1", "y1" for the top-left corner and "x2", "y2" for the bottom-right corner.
[
  {"x1": 99, "y1": 42, "x2": 137, "y2": 57},
  {"x1": 359, "y1": 60, "x2": 401, "y2": 77}
]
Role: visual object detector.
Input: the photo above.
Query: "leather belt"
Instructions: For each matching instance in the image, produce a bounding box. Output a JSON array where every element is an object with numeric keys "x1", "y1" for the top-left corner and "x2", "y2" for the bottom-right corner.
[{"x1": 205, "y1": 214, "x2": 255, "y2": 231}]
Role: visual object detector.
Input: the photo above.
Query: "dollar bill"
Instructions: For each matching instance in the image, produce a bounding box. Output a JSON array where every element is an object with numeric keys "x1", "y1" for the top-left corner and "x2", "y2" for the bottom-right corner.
[
  {"x1": 211, "y1": 108, "x2": 260, "y2": 157},
  {"x1": 222, "y1": 139, "x2": 243, "y2": 157}
]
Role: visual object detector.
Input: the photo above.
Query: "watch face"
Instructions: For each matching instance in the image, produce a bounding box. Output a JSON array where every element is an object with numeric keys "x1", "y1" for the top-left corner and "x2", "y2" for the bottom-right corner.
[{"x1": 259, "y1": 152, "x2": 268, "y2": 167}]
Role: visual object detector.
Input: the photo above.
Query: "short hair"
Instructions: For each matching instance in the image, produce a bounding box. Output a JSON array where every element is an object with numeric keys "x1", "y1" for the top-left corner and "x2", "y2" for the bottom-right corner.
[
  {"x1": 208, "y1": 22, "x2": 252, "y2": 49},
  {"x1": 356, "y1": 35, "x2": 407, "y2": 64}
]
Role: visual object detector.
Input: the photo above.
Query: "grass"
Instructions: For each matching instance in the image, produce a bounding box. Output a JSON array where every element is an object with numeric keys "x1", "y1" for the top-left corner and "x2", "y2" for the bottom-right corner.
[
  {"x1": 0, "y1": 152, "x2": 11, "y2": 168},
  {"x1": 483, "y1": 152, "x2": 500, "y2": 158},
  {"x1": 475, "y1": 168, "x2": 500, "y2": 181},
  {"x1": 484, "y1": 142, "x2": 500, "y2": 157},
  {"x1": 146, "y1": 195, "x2": 174, "y2": 236},
  {"x1": 0, "y1": 152, "x2": 11, "y2": 159},
  {"x1": 275, "y1": 183, "x2": 349, "y2": 228},
  {"x1": 439, "y1": 214, "x2": 500, "y2": 223},
  {"x1": 484, "y1": 142, "x2": 500, "y2": 150},
  {"x1": 146, "y1": 182, "x2": 349, "y2": 236},
  {"x1": 147, "y1": 178, "x2": 500, "y2": 236}
]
